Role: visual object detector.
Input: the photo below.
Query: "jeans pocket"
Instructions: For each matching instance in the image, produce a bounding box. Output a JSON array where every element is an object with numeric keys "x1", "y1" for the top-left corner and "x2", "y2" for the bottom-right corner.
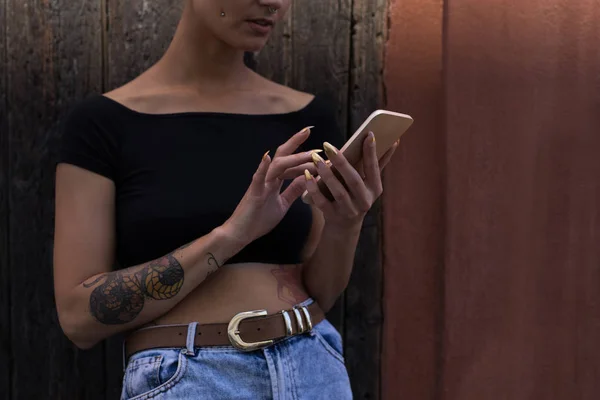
[
  {"x1": 313, "y1": 320, "x2": 345, "y2": 364},
  {"x1": 122, "y1": 349, "x2": 187, "y2": 400}
]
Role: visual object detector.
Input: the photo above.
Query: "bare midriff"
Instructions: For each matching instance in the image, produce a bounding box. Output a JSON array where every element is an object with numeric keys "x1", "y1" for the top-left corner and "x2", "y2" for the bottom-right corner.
[{"x1": 149, "y1": 263, "x2": 310, "y2": 326}]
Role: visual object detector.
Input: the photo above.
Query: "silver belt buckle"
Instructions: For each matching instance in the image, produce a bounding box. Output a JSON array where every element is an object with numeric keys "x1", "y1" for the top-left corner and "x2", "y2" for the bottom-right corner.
[
  {"x1": 227, "y1": 305, "x2": 314, "y2": 352},
  {"x1": 227, "y1": 310, "x2": 274, "y2": 352}
]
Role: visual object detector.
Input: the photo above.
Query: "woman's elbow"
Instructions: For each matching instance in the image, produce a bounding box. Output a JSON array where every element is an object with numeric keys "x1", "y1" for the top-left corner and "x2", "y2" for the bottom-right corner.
[
  {"x1": 56, "y1": 303, "x2": 100, "y2": 350},
  {"x1": 304, "y1": 278, "x2": 348, "y2": 313},
  {"x1": 315, "y1": 294, "x2": 342, "y2": 314},
  {"x1": 306, "y1": 284, "x2": 348, "y2": 314}
]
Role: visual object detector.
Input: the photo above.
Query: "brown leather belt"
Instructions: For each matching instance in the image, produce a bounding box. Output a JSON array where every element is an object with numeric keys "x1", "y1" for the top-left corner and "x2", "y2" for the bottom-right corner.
[{"x1": 124, "y1": 302, "x2": 325, "y2": 360}]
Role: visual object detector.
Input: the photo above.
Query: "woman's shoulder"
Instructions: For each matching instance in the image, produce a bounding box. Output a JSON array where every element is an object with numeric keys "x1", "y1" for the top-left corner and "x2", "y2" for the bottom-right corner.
[
  {"x1": 255, "y1": 76, "x2": 309, "y2": 105},
  {"x1": 64, "y1": 93, "x2": 122, "y2": 123},
  {"x1": 253, "y1": 75, "x2": 335, "y2": 116},
  {"x1": 269, "y1": 85, "x2": 316, "y2": 114},
  {"x1": 257, "y1": 79, "x2": 345, "y2": 145}
]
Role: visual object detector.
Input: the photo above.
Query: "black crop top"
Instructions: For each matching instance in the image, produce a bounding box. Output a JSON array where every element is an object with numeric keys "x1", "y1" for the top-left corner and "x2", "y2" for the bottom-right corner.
[{"x1": 58, "y1": 95, "x2": 344, "y2": 269}]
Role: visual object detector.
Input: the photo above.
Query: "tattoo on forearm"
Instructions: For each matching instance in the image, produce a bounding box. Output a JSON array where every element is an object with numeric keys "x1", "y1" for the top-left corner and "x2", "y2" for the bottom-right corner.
[
  {"x1": 83, "y1": 275, "x2": 106, "y2": 288},
  {"x1": 206, "y1": 252, "x2": 228, "y2": 278},
  {"x1": 271, "y1": 264, "x2": 306, "y2": 305},
  {"x1": 87, "y1": 253, "x2": 185, "y2": 325},
  {"x1": 207, "y1": 252, "x2": 222, "y2": 268}
]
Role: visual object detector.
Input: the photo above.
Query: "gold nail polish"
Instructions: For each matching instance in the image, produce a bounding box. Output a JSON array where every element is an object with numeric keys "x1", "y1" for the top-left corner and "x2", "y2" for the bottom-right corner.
[
  {"x1": 308, "y1": 149, "x2": 323, "y2": 155},
  {"x1": 311, "y1": 151, "x2": 326, "y2": 166},
  {"x1": 263, "y1": 150, "x2": 270, "y2": 160},
  {"x1": 304, "y1": 169, "x2": 313, "y2": 181},
  {"x1": 325, "y1": 160, "x2": 332, "y2": 165},
  {"x1": 299, "y1": 126, "x2": 315, "y2": 135},
  {"x1": 323, "y1": 142, "x2": 338, "y2": 157},
  {"x1": 371, "y1": 132, "x2": 376, "y2": 143}
]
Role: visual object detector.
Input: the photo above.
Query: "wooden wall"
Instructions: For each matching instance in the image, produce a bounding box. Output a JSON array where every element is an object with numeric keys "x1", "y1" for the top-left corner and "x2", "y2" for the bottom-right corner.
[
  {"x1": 0, "y1": 0, "x2": 9, "y2": 396},
  {"x1": 383, "y1": 0, "x2": 600, "y2": 399},
  {"x1": 0, "y1": 0, "x2": 387, "y2": 398},
  {"x1": 4, "y1": 0, "x2": 106, "y2": 399}
]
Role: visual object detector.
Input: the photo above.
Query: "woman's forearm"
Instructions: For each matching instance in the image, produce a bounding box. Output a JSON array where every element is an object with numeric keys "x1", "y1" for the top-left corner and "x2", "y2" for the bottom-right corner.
[
  {"x1": 302, "y1": 222, "x2": 362, "y2": 312},
  {"x1": 57, "y1": 225, "x2": 247, "y2": 349}
]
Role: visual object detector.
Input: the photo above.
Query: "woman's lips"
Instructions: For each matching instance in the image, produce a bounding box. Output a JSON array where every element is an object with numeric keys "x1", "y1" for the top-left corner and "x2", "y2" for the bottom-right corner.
[{"x1": 247, "y1": 20, "x2": 274, "y2": 35}]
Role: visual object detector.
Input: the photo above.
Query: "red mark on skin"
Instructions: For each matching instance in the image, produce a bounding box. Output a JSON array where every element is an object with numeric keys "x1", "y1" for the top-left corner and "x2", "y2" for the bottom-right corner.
[{"x1": 271, "y1": 265, "x2": 305, "y2": 305}]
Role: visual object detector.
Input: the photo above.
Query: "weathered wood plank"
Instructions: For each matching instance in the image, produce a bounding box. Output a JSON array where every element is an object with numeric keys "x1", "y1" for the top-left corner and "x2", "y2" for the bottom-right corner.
[
  {"x1": 104, "y1": 1, "x2": 183, "y2": 396},
  {"x1": 0, "y1": 0, "x2": 10, "y2": 398},
  {"x1": 6, "y1": 0, "x2": 105, "y2": 398},
  {"x1": 345, "y1": 1, "x2": 389, "y2": 397},
  {"x1": 106, "y1": 0, "x2": 183, "y2": 90},
  {"x1": 254, "y1": 8, "x2": 293, "y2": 85},
  {"x1": 291, "y1": 0, "x2": 352, "y2": 118},
  {"x1": 291, "y1": 0, "x2": 353, "y2": 333}
]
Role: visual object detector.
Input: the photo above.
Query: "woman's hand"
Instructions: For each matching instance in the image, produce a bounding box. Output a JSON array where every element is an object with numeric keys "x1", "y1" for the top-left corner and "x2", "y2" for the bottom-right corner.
[
  {"x1": 222, "y1": 127, "x2": 321, "y2": 244},
  {"x1": 305, "y1": 131, "x2": 399, "y2": 230}
]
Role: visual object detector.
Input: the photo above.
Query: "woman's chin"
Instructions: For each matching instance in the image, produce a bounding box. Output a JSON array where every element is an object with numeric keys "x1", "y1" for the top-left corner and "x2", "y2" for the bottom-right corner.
[
  {"x1": 241, "y1": 45, "x2": 267, "y2": 54},
  {"x1": 234, "y1": 38, "x2": 270, "y2": 54},
  {"x1": 244, "y1": 45, "x2": 265, "y2": 53}
]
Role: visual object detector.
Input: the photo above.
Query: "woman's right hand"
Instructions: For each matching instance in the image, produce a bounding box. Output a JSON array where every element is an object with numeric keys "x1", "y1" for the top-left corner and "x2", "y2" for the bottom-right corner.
[{"x1": 221, "y1": 126, "x2": 319, "y2": 244}]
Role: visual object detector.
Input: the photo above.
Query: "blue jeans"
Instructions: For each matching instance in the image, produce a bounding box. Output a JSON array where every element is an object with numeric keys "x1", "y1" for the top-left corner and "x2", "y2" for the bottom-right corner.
[{"x1": 120, "y1": 300, "x2": 353, "y2": 399}]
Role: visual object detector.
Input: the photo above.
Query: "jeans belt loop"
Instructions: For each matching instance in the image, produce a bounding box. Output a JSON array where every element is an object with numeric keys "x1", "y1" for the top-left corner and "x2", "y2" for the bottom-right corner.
[{"x1": 185, "y1": 322, "x2": 199, "y2": 356}]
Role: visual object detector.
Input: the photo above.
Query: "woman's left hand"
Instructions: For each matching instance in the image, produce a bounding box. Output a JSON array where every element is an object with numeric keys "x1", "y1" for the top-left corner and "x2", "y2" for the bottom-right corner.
[{"x1": 305, "y1": 131, "x2": 399, "y2": 230}]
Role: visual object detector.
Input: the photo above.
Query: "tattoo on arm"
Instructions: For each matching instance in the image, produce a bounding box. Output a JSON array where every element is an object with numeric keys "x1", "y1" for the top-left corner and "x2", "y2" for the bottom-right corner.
[
  {"x1": 83, "y1": 275, "x2": 106, "y2": 288},
  {"x1": 206, "y1": 252, "x2": 228, "y2": 279},
  {"x1": 207, "y1": 252, "x2": 223, "y2": 268},
  {"x1": 86, "y1": 253, "x2": 185, "y2": 325}
]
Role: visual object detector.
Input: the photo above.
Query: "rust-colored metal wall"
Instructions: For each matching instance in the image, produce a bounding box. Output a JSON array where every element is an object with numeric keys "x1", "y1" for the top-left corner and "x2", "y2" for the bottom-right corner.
[
  {"x1": 383, "y1": 0, "x2": 600, "y2": 399},
  {"x1": 382, "y1": 0, "x2": 445, "y2": 398}
]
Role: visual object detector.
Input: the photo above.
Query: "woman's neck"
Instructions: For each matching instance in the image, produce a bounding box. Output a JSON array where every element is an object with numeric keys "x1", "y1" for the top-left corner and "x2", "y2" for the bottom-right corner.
[{"x1": 150, "y1": 8, "x2": 252, "y2": 92}]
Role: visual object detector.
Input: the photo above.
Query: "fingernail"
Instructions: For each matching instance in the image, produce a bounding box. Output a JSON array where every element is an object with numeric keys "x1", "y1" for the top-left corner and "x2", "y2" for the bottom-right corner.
[
  {"x1": 302, "y1": 193, "x2": 313, "y2": 204},
  {"x1": 323, "y1": 142, "x2": 338, "y2": 158},
  {"x1": 325, "y1": 160, "x2": 332, "y2": 166},
  {"x1": 311, "y1": 152, "x2": 326, "y2": 167},
  {"x1": 263, "y1": 150, "x2": 270, "y2": 160},
  {"x1": 370, "y1": 131, "x2": 376, "y2": 143},
  {"x1": 299, "y1": 126, "x2": 315, "y2": 135},
  {"x1": 304, "y1": 169, "x2": 313, "y2": 181},
  {"x1": 306, "y1": 149, "x2": 323, "y2": 155}
]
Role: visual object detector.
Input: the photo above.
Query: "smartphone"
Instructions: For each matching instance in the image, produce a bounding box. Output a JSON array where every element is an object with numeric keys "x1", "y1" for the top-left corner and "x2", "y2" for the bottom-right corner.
[{"x1": 302, "y1": 109, "x2": 414, "y2": 203}]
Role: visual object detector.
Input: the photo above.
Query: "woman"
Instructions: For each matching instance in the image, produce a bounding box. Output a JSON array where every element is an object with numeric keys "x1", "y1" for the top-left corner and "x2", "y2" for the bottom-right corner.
[{"x1": 53, "y1": 0, "x2": 399, "y2": 399}]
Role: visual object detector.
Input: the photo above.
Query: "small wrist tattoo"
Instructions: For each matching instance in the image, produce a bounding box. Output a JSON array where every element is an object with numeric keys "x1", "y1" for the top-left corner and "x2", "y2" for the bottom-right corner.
[{"x1": 207, "y1": 252, "x2": 224, "y2": 269}]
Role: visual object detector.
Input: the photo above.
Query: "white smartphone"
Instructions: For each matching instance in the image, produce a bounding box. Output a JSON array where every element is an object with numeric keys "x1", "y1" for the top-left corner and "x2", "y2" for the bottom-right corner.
[{"x1": 302, "y1": 109, "x2": 414, "y2": 203}]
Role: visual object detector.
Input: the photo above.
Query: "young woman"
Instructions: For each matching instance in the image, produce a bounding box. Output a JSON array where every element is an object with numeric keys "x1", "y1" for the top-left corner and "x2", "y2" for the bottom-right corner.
[{"x1": 53, "y1": 1, "x2": 399, "y2": 398}]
